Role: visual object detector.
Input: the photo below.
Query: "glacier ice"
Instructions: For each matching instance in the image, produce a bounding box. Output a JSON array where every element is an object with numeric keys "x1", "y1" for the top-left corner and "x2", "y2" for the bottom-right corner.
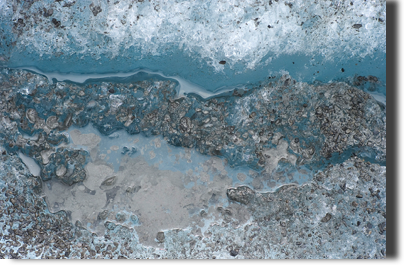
[
  {"x1": 0, "y1": 0, "x2": 386, "y2": 260},
  {"x1": 0, "y1": 0, "x2": 386, "y2": 93}
]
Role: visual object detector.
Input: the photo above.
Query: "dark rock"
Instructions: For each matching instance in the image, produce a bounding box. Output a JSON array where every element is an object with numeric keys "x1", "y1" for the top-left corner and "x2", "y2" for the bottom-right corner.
[
  {"x1": 43, "y1": 8, "x2": 54, "y2": 17},
  {"x1": 156, "y1": 231, "x2": 165, "y2": 243},
  {"x1": 98, "y1": 210, "x2": 109, "y2": 220},
  {"x1": 51, "y1": 18, "x2": 61, "y2": 28},
  {"x1": 321, "y1": 213, "x2": 332, "y2": 223},
  {"x1": 226, "y1": 186, "x2": 255, "y2": 205},
  {"x1": 369, "y1": 188, "x2": 381, "y2": 199},
  {"x1": 104, "y1": 221, "x2": 116, "y2": 230},
  {"x1": 378, "y1": 222, "x2": 386, "y2": 234},
  {"x1": 90, "y1": 4, "x2": 102, "y2": 16},
  {"x1": 63, "y1": 1, "x2": 76, "y2": 8},
  {"x1": 368, "y1": 75, "x2": 378, "y2": 82},
  {"x1": 357, "y1": 76, "x2": 368, "y2": 82},
  {"x1": 230, "y1": 249, "x2": 238, "y2": 257},
  {"x1": 14, "y1": 18, "x2": 25, "y2": 30}
]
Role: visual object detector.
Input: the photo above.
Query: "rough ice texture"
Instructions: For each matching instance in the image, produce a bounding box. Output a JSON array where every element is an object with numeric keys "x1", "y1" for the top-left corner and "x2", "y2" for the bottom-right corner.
[
  {"x1": 0, "y1": 69, "x2": 385, "y2": 176},
  {"x1": 0, "y1": 68, "x2": 386, "y2": 259},
  {"x1": 0, "y1": 149, "x2": 386, "y2": 259},
  {"x1": 1, "y1": 0, "x2": 385, "y2": 71},
  {"x1": 0, "y1": 0, "x2": 386, "y2": 254}
]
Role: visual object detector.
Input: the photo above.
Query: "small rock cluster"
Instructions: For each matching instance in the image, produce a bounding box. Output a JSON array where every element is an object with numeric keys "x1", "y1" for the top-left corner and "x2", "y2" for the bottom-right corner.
[
  {"x1": 0, "y1": 68, "x2": 386, "y2": 259},
  {"x1": 0, "y1": 149, "x2": 386, "y2": 259},
  {"x1": 1, "y1": 69, "x2": 385, "y2": 178}
]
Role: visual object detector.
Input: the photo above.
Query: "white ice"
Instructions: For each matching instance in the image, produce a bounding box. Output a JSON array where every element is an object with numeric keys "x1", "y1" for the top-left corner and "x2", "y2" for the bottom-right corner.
[
  {"x1": 19, "y1": 67, "x2": 237, "y2": 99},
  {"x1": 18, "y1": 152, "x2": 41, "y2": 177},
  {"x1": 4, "y1": 0, "x2": 386, "y2": 73}
]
